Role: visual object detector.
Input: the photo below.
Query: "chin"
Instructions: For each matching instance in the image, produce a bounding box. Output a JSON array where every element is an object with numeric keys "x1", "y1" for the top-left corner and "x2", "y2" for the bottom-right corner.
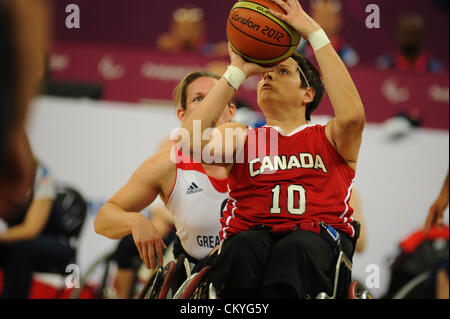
[{"x1": 258, "y1": 91, "x2": 278, "y2": 105}]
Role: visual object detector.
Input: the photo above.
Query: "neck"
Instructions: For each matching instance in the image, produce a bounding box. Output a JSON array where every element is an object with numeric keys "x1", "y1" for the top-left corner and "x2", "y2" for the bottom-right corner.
[
  {"x1": 258, "y1": 95, "x2": 308, "y2": 134},
  {"x1": 202, "y1": 164, "x2": 227, "y2": 179},
  {"x1": 264, "y1": 108, "x2": 308, "y2": 135}
]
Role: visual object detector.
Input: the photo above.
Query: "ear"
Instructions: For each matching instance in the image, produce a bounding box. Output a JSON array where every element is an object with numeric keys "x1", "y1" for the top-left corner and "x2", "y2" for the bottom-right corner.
[
  {"x1": 303, "y1": 87, "x2": 316, "y2": 105},
  {"x1": 228, "y1": 103, "x2": 237, "y2": 120},
  {"x1": 177, "y1": 108, "x2": 186, "y2": 123}
]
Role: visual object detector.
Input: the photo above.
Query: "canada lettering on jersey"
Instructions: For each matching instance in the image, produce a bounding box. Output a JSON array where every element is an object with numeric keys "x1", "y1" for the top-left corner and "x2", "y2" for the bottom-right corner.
[{"x1": 249, "y1": 152, "x2": 328, "y2": 178}]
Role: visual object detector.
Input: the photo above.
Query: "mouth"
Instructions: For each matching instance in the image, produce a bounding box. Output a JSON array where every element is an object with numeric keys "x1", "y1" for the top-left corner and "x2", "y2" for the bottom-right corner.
[{"x1": 261, "y1": 83, "x2": 273, "y2": 90}]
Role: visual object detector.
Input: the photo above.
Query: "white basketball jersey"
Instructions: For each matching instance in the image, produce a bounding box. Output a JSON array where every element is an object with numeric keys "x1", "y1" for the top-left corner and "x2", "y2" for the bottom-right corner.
[{"x1": 166, "y1": 149, "x2": 228, "y2": 261}]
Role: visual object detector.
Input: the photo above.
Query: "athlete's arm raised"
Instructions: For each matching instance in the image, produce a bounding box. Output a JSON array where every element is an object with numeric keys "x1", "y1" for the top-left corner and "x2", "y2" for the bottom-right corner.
[
  {"x1": 178, "y1": 46, "x2": 275, "y2": 166},
  {"x1": 94, "y1": 150, "x2": 173, "y2": 269},
  {"x1": 270, "y1": 0, "x2": 365, "y2": 169}
]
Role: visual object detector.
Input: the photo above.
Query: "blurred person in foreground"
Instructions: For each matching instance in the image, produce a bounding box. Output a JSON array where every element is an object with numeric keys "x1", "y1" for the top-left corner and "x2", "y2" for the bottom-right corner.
[
  {"x1": 376, "y1": 13, "x2": 444, "y2": 73},
  {"x1": 297, "y1": 0, "x2": 359, "y2": 68},
  {"x1": 0, "y1": 157, "x2": 74, "y2": 299},
  {"x1": 0, "y1": 0, "x2": 50, "y2": 220},
  {"x1": 156, "y1": 5, "x2": 228, "y2": 57}
]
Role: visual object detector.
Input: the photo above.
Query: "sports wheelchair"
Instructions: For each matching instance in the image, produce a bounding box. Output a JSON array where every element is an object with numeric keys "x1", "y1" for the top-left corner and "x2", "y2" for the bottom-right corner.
[
  {"x1": 137, "y1": 252, "x2": 194, "y2": 299},
  {"x1": 170, "y1": 250, "x2": 373, "y2": 299},
  {"x1": 70, "y1": 240, "x2": 175, "y2": 299},
  {"x1": 170, "y1": 223, "x2": 374, "y2": 299}
]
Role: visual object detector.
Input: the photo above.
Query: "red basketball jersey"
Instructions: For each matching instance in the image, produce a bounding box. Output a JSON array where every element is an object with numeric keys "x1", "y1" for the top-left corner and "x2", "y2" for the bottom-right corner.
[{"x1": 221, "y1": 124, "x2": 356, "y2": 240}]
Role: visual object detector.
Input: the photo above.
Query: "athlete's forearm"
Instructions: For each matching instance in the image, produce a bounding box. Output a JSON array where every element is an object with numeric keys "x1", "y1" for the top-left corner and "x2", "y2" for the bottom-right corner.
[
  {"x1": 0, "y1": 199, "x2": 53, "y2": 243},
  {"x1": 179, "y1": 77, "x2": 235, "y2": 157},
  {"x1": 440, "y1": 171, "x2": 449, "y2": 197},
  {"x1": 314, "y1": 44, "x2": 365, "y2": 128},
  {"x1": 0, "y1": 224, "x2": 36, "y2": 243},
  {"x1": 94, "y1": 202, "x2": 146, "y2": 239},
  {"x1": 267, "y1": 0, "x2": 364, "y2": 128}
]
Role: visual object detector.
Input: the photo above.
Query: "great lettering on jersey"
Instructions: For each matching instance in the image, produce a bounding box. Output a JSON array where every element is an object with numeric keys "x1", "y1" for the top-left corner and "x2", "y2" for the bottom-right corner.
[
  {"x1": 196, "y1": 235, "x2": 221, "y2": 248},
  {"x1": 249, "y1": 152, "x2": 328, "y2": 178}
]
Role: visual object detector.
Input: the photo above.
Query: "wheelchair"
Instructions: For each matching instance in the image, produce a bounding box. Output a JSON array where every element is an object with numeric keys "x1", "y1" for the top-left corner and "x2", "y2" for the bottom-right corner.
[
  {"x1": 69, "y1": 250, "x2": 125, "y2": 299},
  {"x1": 70, "y1": 241, "x2": 174, "y2": 299},
  {"x1": 137, "y1": 252, "x2": 193, "y2": 299},
  {"x1": 380, "y1": 225, "x2": 448, "y2": 299},
  {"x1": 171, "y1": 223, "x2": 374, "y2": 300},
  {"x1": 171, "y1": 250, "x2": 373, "y2": 299}
]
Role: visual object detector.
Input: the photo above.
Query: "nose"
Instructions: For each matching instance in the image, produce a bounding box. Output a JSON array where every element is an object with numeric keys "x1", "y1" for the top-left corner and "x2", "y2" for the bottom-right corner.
[{"x1": 263, "y1": 71, "x2": 274, "y2": 81}]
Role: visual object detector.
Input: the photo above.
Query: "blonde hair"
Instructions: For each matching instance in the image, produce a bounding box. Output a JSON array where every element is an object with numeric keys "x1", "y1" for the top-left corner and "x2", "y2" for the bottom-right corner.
[{"x1": 173, "y1": 70, "x2": 220, "y2": 110}]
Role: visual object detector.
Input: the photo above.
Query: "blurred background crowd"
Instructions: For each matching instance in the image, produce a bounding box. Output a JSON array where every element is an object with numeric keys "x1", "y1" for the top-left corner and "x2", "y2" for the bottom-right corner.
[
  {"x1": 0, "y1": 0, "x2": 448, "y2": 300},
  {"x1": 40, "y1": 0, "x2": 449, "y2": 129}
]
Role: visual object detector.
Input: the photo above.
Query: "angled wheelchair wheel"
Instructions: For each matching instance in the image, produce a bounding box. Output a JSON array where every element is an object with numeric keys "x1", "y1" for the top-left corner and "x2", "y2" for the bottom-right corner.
[
  {"x1": 179, "y1": 266, "x2": 212, "y2": 299},
  {"x1": 139, "y1": 266, "x2": 165, "y2": 299},
  {"x1": 348, "y1": 281, "x2": 365, "y2": 299},
  {"x1": 168, "y1": 254, "x2": 191, "y2": 297},
  {"x1": 70, "y1": 251, "x2": 115, "y2": 299},
  {"x1": 136, "y1": 268, "x2": 158, "y2": 299},
  {"x1": 158, "y1": 261, "x2": 177, "y2": 299},
  {"x1": 392, "y1": 272, "x2": 430, "y2": 299},
  {"x1": 348, "y1": 281, "x2": 374, "y2": 299}
]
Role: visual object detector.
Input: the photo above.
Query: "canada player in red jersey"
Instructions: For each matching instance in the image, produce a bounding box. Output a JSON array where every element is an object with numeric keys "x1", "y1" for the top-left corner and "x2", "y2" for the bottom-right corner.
[{"x1": 177, "y1": 0, "x2": 365, "y2": 298}]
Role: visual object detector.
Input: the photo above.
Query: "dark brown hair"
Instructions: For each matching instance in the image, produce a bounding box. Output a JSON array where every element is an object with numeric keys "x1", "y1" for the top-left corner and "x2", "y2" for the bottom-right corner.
[{"x1": 291, "y1": 53, "x2": 325, "y2": 121}]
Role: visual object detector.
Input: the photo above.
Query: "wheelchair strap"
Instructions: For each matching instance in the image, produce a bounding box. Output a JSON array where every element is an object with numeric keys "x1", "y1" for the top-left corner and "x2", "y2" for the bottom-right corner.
[{"x1": 319, "y1": 222, "x2": 343, "y2": 254}]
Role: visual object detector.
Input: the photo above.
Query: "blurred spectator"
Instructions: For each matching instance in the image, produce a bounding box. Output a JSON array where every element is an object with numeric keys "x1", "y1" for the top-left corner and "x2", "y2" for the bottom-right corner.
[
  {"x1": 376, "y1": 13, "x2": 444, "y2": 73},
  {"x1": 297, "y1": 0, "x2": 359, "y2": 67},
  {"x1": 382, "y1": 109, "x2": 422, "y2": 141},
  {"x1": 0, "y1": 159, "x2": 74, "y2": 299},
  {"x1": 156, "y1": 5, "x2": 227, "y2": 57},
  {"x1": 0, "y1": 0, "x2": 50, "y2": 219}
]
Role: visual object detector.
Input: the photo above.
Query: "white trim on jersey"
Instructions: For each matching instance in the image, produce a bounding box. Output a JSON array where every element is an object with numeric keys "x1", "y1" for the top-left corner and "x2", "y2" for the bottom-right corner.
[
  {"x1": 340, "y1": 178, "x2": 355, "y2": 219},
  {"x1": 340, "y1": 178, "x2": 356, "y2": 238},
  {"x1": 263, "y1": 123, "x2": 316, "y2": 137},
  {"x1": 222, "y1": 186, "x2": 238, "y2": 240}
]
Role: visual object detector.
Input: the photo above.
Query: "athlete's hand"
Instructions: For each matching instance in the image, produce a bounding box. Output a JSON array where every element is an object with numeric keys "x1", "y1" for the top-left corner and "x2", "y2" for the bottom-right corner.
[
  {"x1": 424, "y1": 194, "x2": 448, "y2": 233},
  {"x1": 228, "y1": 42, "x2": 277, "y2": 78},
  {"x1": 130, "y1": 214, "x2": 167, "y2": 270},
  {"x1": 268, "y1": 0, "x2": 321, "y2": 39}
]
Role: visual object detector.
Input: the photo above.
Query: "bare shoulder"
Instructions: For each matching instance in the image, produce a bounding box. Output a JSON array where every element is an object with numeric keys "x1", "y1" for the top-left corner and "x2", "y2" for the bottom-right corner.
[
  {"x1": 217, "y1": 122, "x2": 249, "y2": 131},
  {"x1": 157, "y1": 136, "x2": 173, "y2": 153},
  {"x1": 216, "y1": 122, "x2": 249, "y2": 143},
  {"x1": 324, "y1": 118, "x2": 359, "y2": 171},
  {"x1": 133, "y1": 148, "x2": 176, "y2": 185},
  {"x1": 324, "y1": 119, "x2": 338, "y2": 148}
]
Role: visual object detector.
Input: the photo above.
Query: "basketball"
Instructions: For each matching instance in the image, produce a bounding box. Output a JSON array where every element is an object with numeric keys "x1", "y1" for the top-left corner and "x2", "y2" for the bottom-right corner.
[{"x1": 227, "y1": 0, "x2": 301, "y2": 66}]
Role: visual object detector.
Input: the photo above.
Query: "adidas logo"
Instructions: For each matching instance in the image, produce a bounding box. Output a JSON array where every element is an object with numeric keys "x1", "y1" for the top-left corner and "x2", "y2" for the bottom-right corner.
[{"x1": 186, "y1": 182, "x2": 203, "y2": 195}]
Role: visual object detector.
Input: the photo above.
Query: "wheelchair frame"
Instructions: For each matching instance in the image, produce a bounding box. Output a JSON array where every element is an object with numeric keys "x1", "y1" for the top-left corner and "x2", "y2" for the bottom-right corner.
[
  {"x1": 172, "y1": 244, "x2": 374, "y2": 300},
  {"x1": 138, "y1": 253, "x2": 193, "y2": 299}
]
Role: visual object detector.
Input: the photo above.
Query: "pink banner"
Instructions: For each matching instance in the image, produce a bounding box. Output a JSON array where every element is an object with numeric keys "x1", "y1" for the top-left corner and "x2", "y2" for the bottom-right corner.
[{"x1": 49, "y1": 43, "x2": 449, "y2": 129}]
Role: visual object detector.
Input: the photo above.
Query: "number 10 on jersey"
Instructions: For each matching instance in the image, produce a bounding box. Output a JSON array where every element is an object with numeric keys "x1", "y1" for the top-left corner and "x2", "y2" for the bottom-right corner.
[{"x1": 270, "y1": 184, "x2": 306, "y2": 215}]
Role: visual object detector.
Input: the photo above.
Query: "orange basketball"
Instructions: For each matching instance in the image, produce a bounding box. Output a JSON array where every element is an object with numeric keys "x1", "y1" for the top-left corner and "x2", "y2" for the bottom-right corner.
[{"x1": 227, "y1": 0, "x2": 301, "y2": 66}]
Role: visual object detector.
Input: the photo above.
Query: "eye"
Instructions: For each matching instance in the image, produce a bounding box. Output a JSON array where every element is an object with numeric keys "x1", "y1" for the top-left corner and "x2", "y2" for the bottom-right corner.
[
  {"x1": 193, "y1": 96, "x2": 203, "y2": 102},
  {"x1": 279, "y1": 68, "x2": 289, "y2": 75}
]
